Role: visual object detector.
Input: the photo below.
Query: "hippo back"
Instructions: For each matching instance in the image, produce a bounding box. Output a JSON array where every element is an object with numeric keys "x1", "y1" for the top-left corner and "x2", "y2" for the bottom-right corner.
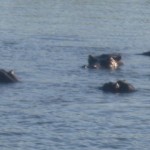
[{"x1": 0, "y1": 69, "x2": 19, "y2": 83}]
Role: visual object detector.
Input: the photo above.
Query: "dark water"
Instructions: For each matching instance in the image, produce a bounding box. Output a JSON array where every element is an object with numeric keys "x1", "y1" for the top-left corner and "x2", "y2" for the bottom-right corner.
[{"x1": 0, "y1": 0, "x2": 150, "y2": 149}]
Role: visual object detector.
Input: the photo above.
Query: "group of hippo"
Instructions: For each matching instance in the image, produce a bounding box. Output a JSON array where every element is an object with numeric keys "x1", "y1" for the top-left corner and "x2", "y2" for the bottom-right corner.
[
  {"x1": 0, "y1": 51, "x2": 149, "y2": 93},
  {"x1": 83, "y1": 51, "x2": 150, "y2": 93}
]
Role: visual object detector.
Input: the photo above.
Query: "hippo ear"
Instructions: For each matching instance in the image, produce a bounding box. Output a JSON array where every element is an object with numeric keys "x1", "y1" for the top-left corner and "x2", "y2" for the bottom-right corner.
[
  {"x1": 116, "y1": 54, "x2": 122, "y2": 60},
  {"x1": 112, "y1": 54, "x2": 122, "y2": 61},
  {"x1": 88, "y1": 55, "x2": 96, "y2": 63},
  {"x1": 88, "y1": 55, "x2": 94, "y2": 60}
]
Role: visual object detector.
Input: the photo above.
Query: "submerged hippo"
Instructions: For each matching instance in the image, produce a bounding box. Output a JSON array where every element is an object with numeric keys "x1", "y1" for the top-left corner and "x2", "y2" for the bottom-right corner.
[
  {"x1": 83, "y1": 53, "x2": 123, "y2": 69},
  {"x1": 0, "y1": 69, "x2": 19, "y2": 83},
  {"x1": 140, "y1": 51, "x2": 150, "y2": 56},
  {"x1": 99, "y1": 80, "x2": 135, "y2": 93}
]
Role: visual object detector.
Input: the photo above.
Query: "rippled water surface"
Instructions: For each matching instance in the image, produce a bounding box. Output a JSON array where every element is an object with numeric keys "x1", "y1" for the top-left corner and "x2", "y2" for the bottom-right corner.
[{"x1": 0, "y1": 0, "x2": 150, "y2": 150}]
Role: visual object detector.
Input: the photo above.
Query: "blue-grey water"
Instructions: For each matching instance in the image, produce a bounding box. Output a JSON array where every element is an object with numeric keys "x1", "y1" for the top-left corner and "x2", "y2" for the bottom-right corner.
[{"x1": 0, "y1": 0, "x2": 150, "y2": 150}]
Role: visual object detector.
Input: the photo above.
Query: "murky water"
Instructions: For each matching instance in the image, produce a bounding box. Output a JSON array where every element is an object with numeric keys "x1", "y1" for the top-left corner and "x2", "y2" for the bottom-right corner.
[{"x1": 0, "y1": 0, "x2": 150, "y2": 149}]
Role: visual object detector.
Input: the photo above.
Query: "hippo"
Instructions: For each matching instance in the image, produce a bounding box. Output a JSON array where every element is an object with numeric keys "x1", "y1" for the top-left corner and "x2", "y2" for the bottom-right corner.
[
  {"x1": 99, "y1": 80, "x2": 135, "y2": 93},
  {"x1": 0, "y1": 69, "x2": 19, "y2": 83},
  {"x1": 83, "y1": 53, "x2": 123, "y2": 69},
  {"x1": 139, "y1": 51, "x2": 150, "y2": 56}
]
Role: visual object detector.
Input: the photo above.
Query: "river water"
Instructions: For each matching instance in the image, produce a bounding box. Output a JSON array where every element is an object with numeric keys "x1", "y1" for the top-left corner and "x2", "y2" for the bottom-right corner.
[{"x1": 0, "y1": 0, "x2": 150, "y2": 150}]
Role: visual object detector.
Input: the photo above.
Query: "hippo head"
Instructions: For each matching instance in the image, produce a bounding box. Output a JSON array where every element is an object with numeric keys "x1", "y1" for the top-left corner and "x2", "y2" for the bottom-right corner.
[
  {"x1": 116, "y1": 80, "x2": 135, "y2": 93},
  {"x1": 101, "y1": 80, "x2": 135, "y2": 93},
  {"x1": 88, "y1": 55, "x2": 101, "y2": 69},
  {"x1": 101, "y1": 81, "x2": 119, "y2": 92},
  {"x1": 88, "y1": 54, "x2": 119, "y2": 69}
]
